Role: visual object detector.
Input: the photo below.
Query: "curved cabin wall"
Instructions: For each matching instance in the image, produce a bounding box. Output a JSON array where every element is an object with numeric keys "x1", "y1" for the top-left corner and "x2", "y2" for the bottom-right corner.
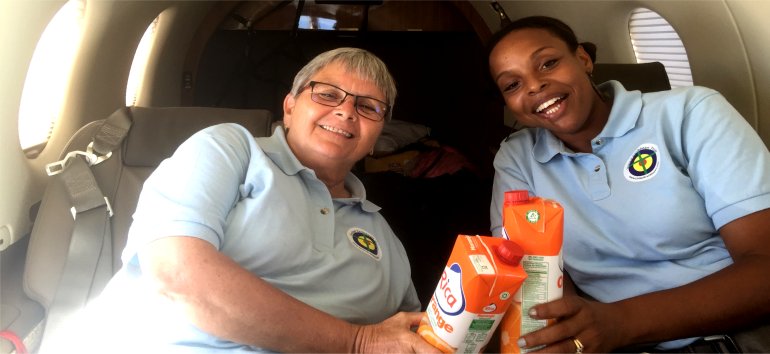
[
  {"x1": 473, "y1": 0, "x2": 769, "y2": 147},
  {"x1": 141, "y1": 2, "x2": 218, "y2": 108},
  {"x1": 0, "y1": 1, "x2": 64, "y2": 247},
  {"x1": 0, "y1": 0, "x2": 206, "y2": 246},
  {"x1": 727, "y1": 0, "x2": 770, "y2": 148}
]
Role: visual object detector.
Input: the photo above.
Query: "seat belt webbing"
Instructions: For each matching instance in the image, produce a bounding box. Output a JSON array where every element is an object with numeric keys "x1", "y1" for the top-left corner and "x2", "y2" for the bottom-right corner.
[
  {"x1": 91, "y1": 107, "x2": 132, "y2": 156},
  {"x1": 37, "y1": 108, "x2": 131, "y2": 353},
  {"x1": 39, "y1": 159, "x2": 112, "y2": 353}
]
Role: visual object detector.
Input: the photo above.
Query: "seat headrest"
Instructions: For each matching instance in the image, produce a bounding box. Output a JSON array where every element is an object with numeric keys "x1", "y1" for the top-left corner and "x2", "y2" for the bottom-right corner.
[
  {"x1": 592, "y1": 62, "x2": 671, "y2": 93},
  {"x1": 123, "y1": 106, "x2": 273, "y2": 167}
]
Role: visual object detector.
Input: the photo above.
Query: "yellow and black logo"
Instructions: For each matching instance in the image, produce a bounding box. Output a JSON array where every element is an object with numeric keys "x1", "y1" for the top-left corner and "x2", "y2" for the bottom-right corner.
[{"x1": 347, "y1": 228, "x2": 382, "y2": 260}]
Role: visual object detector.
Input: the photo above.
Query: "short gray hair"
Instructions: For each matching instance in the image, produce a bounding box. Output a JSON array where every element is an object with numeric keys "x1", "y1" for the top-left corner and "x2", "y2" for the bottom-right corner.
[{"x1": 290, "y1": 47, "x2": 396, "y2": 119}]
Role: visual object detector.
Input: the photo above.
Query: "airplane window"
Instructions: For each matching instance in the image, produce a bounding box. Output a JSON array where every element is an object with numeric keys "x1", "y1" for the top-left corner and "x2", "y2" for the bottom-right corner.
[
  {"x1": 628, "y1": 8, "x2": 693, "y2": 88},
  {"x1": 18, "y1": 0, "x2": 85, "y2": 157},
  {"x1": 298, "y1": 15, "x2": 337, "y2": 30},
  {"x1": 126, "y1": 17, "x2": 159, "y2": 106}
]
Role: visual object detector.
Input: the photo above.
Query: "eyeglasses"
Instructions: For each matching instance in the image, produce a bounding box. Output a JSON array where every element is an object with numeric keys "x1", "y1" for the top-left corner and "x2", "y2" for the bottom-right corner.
[{"x1": 305, "y1": 81, "x2": 391, "y2": 122}]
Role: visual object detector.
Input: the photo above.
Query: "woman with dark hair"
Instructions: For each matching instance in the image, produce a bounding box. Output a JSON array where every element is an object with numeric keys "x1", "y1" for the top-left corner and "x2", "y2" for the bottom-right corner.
[{"x1": 488, "y1": 16, "x2": 770, "y2": 353}]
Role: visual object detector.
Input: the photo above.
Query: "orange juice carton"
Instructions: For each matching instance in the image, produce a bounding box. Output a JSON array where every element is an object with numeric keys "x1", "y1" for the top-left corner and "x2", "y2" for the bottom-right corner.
[
  {"x1": 499, "y1": 190, "x2": 564, "y2": 353},
  {"x1": 418, "y1": 235, "x2": 527, "y2": 353}
]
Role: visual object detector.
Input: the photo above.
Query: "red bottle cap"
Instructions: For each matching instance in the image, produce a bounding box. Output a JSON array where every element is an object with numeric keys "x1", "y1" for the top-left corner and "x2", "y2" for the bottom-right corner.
[
  {"x1": 495, "y1": 240, "x2": 524, "y2": 266},
  {"x1": 504, "y1": 190, "x2": 530, "y2": 204}
]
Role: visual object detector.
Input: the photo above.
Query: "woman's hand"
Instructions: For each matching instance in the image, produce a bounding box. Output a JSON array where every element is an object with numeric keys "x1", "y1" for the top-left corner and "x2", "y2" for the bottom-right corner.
[
  {"x1": 352, "y1": 312, "x2": 441, "y2": 353},
  {"x1": 517, "y1": 295, "x2": 628, "y2": 353}
]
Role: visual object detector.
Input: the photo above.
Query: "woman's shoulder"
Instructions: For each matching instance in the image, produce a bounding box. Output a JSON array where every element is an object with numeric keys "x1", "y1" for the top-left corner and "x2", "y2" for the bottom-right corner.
[
  {"x1": 173, "y1": 122, "x2": 262, "y2": 166},
  {"x1": 499, "y1": 128, "x2": 539, "y2": 152},
  {"x1": 191, "y1": 122, "x2": 261, "y2": 149},
  {"x1": 496, "y1": 128, "x2": 540, "y2": 161},
  {"x1": 502, "y1": 127, "x2": 538, "y2": 144},
  {"x1": 642, "y1": 85, "x2": 723, "y2": 107},
  {"x1": 196, "y1": 122, "x2": 256, "y2": 142}
]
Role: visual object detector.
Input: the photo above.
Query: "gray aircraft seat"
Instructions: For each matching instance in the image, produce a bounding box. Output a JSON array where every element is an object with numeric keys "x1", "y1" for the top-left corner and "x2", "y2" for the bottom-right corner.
[
  {"x1": 592, "y1": 61, "x2": 671, "y2": 93},
  {"x1": 22, "y1": 106, "x2": 273, "y2": 353}
]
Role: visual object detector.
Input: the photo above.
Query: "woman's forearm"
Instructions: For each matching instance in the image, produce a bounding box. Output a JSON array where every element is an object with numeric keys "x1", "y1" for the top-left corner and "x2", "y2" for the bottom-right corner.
[{"x1": 139, "y1": 236, "x2": 359, "y2": 352}]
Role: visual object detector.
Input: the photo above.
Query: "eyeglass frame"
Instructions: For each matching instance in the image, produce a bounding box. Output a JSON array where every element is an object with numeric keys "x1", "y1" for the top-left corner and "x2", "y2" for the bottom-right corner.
[{"x1": 303, "y1": 81, "x2": 392, "y2": 122}]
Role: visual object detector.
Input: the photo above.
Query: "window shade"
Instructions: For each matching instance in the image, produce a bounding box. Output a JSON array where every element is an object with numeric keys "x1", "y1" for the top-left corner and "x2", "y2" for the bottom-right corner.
[{"x1": 629, "y1": 8, "x2": 693, "y2": 88}]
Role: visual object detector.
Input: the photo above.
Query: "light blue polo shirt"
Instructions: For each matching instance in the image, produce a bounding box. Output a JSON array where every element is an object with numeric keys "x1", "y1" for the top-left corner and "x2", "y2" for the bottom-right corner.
[
  {"x1": 90, "y1": 124, "x2": 419, "y2": 352},
  {"x1": 490, "y1": 81, "x2": 770, "y2": 349}
]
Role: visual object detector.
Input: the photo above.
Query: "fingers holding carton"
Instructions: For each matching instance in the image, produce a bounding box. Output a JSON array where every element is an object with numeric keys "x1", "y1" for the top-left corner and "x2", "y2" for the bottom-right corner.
[{"x1": 353, "y1": 312, "x2": 442, "y2": 353}]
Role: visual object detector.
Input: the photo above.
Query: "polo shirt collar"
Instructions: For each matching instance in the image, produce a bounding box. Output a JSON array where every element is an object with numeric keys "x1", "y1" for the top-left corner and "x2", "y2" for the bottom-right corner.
[
  {"x1": 532, "y1": 80, "x2": 642, "y2": 163},
  {"x1": 598, "y1": 80, "x2": 642, "y2": 141},
  {"x1": 259, "y1": 127, "x2": 304, "y2": 175},
  {"x1": 258, "y1": 128, "x2": 381, "y2": 213},
  {"x1": 339, "y1": 174, "x2": 381, "y2": 213},
  {"x1": 533, "y1": 129, "x2": 567, "y2": 163}
]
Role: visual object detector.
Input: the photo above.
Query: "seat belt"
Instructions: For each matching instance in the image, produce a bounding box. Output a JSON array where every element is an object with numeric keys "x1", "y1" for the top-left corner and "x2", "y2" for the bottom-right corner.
[{"x1": 37, "y1": 108, "x2": 132, "y2": 353}]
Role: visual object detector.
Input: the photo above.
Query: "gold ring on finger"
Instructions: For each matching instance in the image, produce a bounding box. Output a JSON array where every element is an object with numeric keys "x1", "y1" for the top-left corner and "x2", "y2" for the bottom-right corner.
[{"x1": 573, "y1": 338, "x2": 585, "y2": 354}]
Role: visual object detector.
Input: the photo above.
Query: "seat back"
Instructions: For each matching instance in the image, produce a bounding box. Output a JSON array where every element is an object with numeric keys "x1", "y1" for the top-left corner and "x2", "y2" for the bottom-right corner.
[
  {"x1": 592, "y1": 61, "x2": 671, "y2": 93},
  {"x1": 23, "y1": 106, "x2": 273, "y2": 317}
]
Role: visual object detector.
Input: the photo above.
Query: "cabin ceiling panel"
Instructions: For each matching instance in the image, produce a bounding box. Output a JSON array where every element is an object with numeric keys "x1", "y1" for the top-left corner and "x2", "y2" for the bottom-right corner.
[{"x1": 220, "y1": 0, "x2": 473, "y2": 32}]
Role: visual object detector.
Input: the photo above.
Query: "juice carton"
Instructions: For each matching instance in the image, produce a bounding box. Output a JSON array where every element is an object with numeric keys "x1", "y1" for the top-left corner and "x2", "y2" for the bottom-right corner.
[
  {"x1": 499, "y1": 190, "x2": 564, "y2": 353},
  {"x1": 418, "y1": 235, "x2": 527, "y2": 353}
]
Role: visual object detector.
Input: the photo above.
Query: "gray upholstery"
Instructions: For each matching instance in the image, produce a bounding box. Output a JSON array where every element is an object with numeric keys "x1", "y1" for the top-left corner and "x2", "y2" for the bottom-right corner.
[
  {"x1": 23, "y1": 106, "x2": 273, "y2": 312},
  {"x1": 592, "y1": 61, "x2": 671, "y2": 93}
]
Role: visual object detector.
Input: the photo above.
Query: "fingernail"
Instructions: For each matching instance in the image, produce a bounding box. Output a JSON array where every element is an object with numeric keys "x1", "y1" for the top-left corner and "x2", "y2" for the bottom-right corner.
[
  {"x1": 528, "y1": 307, "x2": 538, "y2": 318},
  {"x1": 517, "y1": 337, "x2": 527, "y2": 348}
]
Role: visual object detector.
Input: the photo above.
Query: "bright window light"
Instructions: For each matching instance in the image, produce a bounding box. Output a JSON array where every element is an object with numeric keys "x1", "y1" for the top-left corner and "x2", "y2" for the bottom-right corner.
[
  {"x1": 126, "y1": 17, "x2": 159, "y2": 107},
  {"x1": 298, "y1": 15, "x2": 337, "y2": 30},
  {"x1": 18, "y1": 0, "x2": 85, "y2": 156},
  {"x1": 629, "y1": 8, "x2": 693, "y2": 88}
]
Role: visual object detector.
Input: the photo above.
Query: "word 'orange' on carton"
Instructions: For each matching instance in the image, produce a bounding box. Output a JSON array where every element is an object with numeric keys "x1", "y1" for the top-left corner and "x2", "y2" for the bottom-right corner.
[{"x1": 418, "y1": 235, "x2": 527, "y2": 353}]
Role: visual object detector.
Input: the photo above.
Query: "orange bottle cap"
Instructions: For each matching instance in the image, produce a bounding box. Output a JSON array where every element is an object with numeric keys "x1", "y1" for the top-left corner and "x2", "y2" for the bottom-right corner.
[
  {"x1": 504, "y1": 190, "x2": 530, "y2": 204},
  {"x1": 495, "y1": 240, "x2": 524, "y2": 265}
]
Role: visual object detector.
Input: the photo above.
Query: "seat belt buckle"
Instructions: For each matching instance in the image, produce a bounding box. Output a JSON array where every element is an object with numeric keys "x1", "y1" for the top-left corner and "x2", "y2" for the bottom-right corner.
[
  {"x1": 70, "y1": 197, "x2": 113, "y2": 219},
  {"x1": 701, "y1": 334, "x2": 741, "y2": 353},
  {"x1": 46, "y1": 150, "x2": 90, "y2": 176},
  {"x1": 45, "y1": 142, "x2": 113, "y2": 176}
]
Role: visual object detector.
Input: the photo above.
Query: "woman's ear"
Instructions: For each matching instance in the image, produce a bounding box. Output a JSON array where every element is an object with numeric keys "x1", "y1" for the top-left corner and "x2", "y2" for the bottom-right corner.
[
  {"x1": 283, "y1": 93, "x2": 295, "y2": 128},
  {"x1": 576, "y1": 46, "x2": 594, "y2": 75}
]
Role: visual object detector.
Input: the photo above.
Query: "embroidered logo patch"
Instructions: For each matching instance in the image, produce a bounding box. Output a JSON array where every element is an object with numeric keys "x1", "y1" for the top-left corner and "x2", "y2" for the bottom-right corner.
[
  {"x1": 347, "y1": 228, "x2": 381, "y2": 260},
  {"x1": 624, "y1": 143, "x2": 660, "y2": 182}
]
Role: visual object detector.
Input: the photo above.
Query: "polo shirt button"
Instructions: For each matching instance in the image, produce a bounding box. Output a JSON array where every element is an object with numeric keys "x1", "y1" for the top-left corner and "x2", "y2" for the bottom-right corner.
[
  {"x1": 594, "y1": 165, "x2": 601, "y2": 172},
  {"x1": 594, "y1": 139, "x2": 602, "y2": 145},
  {"x1": 320, "y1": 208, "x2": 330, "y2": 215}
]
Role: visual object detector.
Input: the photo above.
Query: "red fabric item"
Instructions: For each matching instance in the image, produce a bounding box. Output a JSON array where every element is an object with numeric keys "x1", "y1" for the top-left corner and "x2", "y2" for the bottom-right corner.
[
  {"x1": 408, "y1": 145, "x2": 477, "y2": 178},
  {"x1": 0, "y1": 330, "x2": 28, "y2": 354}
]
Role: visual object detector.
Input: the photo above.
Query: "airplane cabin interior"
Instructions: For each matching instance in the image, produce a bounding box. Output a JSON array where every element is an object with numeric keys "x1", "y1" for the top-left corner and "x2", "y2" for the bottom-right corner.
[{"x1": 1, "y1": 1, "x2": 769, "y2": 352}]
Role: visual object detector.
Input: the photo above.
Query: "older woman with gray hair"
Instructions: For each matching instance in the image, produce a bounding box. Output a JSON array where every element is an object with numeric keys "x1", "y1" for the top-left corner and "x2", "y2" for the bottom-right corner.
[{"x1": 84, "y1": 47, "x2": 438, "y2": 353}]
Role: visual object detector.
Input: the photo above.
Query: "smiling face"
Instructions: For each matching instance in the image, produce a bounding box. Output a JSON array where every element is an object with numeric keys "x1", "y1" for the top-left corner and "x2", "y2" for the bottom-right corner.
[
  {"x1": 489, "y1": 28, "x2": 607, "y2": 151},
  {"x1": 283, "y1": 60, "x2": 385, "y2": 173}
]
